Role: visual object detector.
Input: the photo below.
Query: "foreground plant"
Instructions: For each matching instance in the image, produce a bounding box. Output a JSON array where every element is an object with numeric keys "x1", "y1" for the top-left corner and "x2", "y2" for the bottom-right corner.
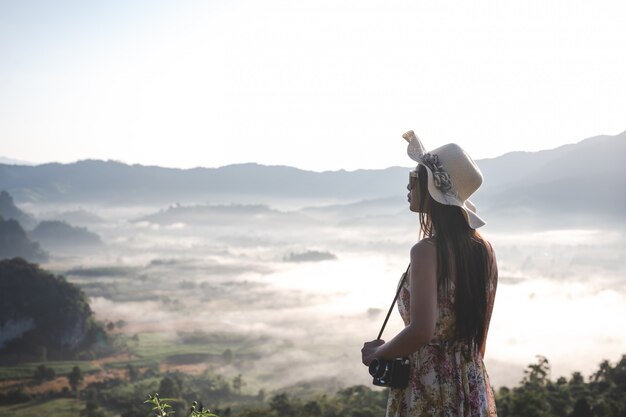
[{"x1": 145, "y1": 393, "x2": 218, "y2": 417}]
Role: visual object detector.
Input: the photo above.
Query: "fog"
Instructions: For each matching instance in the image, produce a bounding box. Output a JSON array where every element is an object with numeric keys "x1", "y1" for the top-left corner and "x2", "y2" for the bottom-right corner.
[{"x1": 29, "y1": 200, "x2": 626, "y2": 390}]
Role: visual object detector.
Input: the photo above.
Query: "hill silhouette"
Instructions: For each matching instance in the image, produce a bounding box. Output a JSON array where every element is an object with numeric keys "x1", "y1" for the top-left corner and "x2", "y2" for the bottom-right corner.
[
  {"x1": 0, "y1": 217, "x2": 48, "y2": 262},
  {"x1": 136, "y1": 203, "x2": 319, "y2": 228},
  {"x1": 0, "y1": 190, "x2": 36, "y2": 229},
  {"x1": 31, "y1": 220, "x2": 103, "y2": 253},
  {"x1": 473, "y1": 131, "x2": 626, "y2": 228},
  {"x1": 0, "y1": 131, "x2": 624, "y2": 227},
  {"x1": 0, "y1": 258, "x2": 106, "y2": 362},
  {"x1": 48, "y1": 209, "x2": 105, "y2": 226},
  {"x1": 0, "y1": 160, "x2": 404, "y2": 204}
]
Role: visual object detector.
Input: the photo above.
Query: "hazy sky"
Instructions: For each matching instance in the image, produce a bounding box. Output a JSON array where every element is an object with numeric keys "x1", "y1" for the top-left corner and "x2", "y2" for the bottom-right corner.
[{"x1": 1, "y1": 0, "x2": 625, "y2": 171}]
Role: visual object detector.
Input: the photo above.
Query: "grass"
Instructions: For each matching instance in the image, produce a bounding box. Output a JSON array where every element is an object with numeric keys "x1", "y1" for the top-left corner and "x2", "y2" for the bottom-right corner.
[
  {"x1": 0, "y1": 398, "x2": 83, "y2": 417},
  {"x1": 0, "y1": 328, "x2": 278, "y2": 411},
  {"x1": 101, "y1": 377, "x2": 161, "y2": 397},
  {"x1": 103, "y1": 358, "x2": 161, "y2": 369},
  {"x1": 0, "y1": 330, "x2": 292, "y2": 417},
  {"x1": 0, "y1": 331, "x2": 265, "y2": 381},
  {"x1": 0, "y1": 361, "x2": 99, "y2": 381},
  {"x1": 0, "y1": 330, "x2": 262, "y2": 381},
  {"x1": 128, "y1": 332, "x2": 256, "y2": 362}
]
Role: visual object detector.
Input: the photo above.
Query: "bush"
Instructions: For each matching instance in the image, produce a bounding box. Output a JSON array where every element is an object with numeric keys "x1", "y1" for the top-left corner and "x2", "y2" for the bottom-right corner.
[
  {"x1": 34, "y1": 364, "x2": 57, "y2": 381},
  {"x1": 0, "y1": 388, "x2": 31, "y2": 405}
]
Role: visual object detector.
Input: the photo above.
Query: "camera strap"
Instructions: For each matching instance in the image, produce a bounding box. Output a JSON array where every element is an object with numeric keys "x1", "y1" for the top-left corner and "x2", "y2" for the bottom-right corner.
[{"x1": 376, "y1": 263, "x2": 410, "y2": 340}]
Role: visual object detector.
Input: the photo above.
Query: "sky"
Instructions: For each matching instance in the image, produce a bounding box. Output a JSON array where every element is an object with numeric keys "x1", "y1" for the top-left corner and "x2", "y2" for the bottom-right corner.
[{"x1": 1, "y1": 0, "x2": 625, "y2": 171}]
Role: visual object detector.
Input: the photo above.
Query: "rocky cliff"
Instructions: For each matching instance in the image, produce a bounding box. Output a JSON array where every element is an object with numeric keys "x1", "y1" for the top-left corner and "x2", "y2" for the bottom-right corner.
[{"x1": 0, "y1": 258, "x2": 105, "y2": 361}]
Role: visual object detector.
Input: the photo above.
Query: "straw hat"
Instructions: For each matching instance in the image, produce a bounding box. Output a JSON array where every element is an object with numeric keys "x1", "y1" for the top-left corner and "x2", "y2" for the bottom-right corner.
[{"x1": 403, "y1": 130, "x2": 485, "y2": 229}]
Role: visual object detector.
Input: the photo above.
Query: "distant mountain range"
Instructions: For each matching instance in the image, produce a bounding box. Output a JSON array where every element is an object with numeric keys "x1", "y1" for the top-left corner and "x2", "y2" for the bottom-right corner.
[
  {"x1": 1, "y1": 131, "x2": 625, "y2": 227},
  {"x1": 0, "y1": 190, "x2": 37, "y2": 229},
  {"x1": 473, "y1": 131, "x2": 626, "y2": 227},
  {"x1": 0, "y1": 190, "x2": 104, "y2": 259},
  {"x1": 31, "y1": 220, "x2": 103, "y2": 253},
  {"x1": 0, "y1": 217, "x2": 48, "y2": 262},
  {"x1": 0, "y1": 157, "x2": 33, "y2": 166},
  {"x1": 0, "y1": 160, "x2": 405, "y2": 205}
]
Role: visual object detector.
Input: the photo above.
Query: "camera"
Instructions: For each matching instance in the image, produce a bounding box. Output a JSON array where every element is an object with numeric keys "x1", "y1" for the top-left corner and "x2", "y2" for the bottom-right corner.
[{"x1": 368, "y1": 357, "x2": 410, "y2": 388}]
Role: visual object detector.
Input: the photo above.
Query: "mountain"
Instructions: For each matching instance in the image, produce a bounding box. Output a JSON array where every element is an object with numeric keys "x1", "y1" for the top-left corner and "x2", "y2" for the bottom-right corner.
[
  {"x1": 0, "y1": 160, "x2": 406, "y2": 205},
  {"x1": 136, "y1": 203, "x2": 316, "y2": 226},
  {"x1": 0, "y1": 131, "x2": 624, "y2": 228},
  {"x1": 301, "y1": 197, "x2": 405, "y2": 220},
  {"x1": 0, "y1": 190, "x2": 37, "y2": 229},
  {"x1": 48, "y1": 209, "x2": 106, "y2": 226},
  {"x1": 0, "y1": 157, "x2": 34, "y2": 166},
  {"x1": 31, "y1": 220, "x2": 103, "y2": 254},
  {"x1": 0, "y1": 258, "x2": 106, "y2": 362},
  {"x1": 472, "y1": 131, "x2": 626, "y2": 228},
  {"x1": 0, "y1": 216, "x2": 48, "y2": 262}
]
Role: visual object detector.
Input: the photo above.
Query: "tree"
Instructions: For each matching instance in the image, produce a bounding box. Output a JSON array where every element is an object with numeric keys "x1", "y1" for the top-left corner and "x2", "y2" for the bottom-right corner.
[
  {"x1": 127, "y1": 364, "x2": 139, "y2": 382},
  {"x1": 269, "y1": 393, "x2": 295, "y2": 417},
  {"x1": 222, "y1": 349, "x2": 233, "y2": 364},
  {"x1": 158, "y1": 376, "x2": 182, "y2": 399},
  {"x1": 211, "y1": 375, "x2": 231, "y2": 398},
  {"x1": 158, "y1": 376, "x2": 187, "y2": 416},
  {"x1": 568, "y1": 371, "x2": 586, "y2": 400},
  {"x1": 498, "y1": 357, "x2": 552, "y2": 417},
  {"x1": 232, "y1": 374, "x2": 246, "y2": 395},
  {"x1": 496, "y1": 355, "x2": 626, "y2": 417},
  {"x1": 0, "y1": 258, "x2": 105, "y2": 359},
  {"x1": 81, "y1": 389, "x2": 107, "y2": 417},
  {"x1": 302, "y1": 400, "x2": 322, "y2": 417},
  {"x1": 34, "y1": 364, "x2": 56, "y2": 381},
  {"x1": 68, "y1": 366, "x2": 83, "y2": 398},
  {"x1": 570, "y1": 398, "x2": 593, "y2": 417},
  {"x1": 523, "y1": 356, "x2": 551, "y2": 387},
  {"x1": 0, "y1": 216, "x2": 47, "y2": 261}
]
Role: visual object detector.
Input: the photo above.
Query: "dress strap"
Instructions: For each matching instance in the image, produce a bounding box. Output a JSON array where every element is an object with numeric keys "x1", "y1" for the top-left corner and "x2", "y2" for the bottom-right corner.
[{"x1": 376, "y1": 263, "x2": 411, "y2": 340}]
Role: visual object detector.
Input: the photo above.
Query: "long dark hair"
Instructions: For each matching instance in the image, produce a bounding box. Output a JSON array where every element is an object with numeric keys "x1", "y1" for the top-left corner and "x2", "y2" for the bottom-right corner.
[{"x1": 416, "y1": 164, "x2": 491, "y2": 350}]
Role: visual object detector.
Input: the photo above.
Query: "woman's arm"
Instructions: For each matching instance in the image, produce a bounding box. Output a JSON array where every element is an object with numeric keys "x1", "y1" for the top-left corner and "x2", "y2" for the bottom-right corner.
[{"x1": 362, "y1": 240, "x2": 438, "y2": 364}]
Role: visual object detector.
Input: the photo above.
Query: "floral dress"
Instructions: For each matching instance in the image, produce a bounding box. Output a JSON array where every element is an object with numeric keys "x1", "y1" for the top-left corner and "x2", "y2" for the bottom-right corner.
[{"x1": 386, "y1": 245, "x2": 498, "y2": 417}]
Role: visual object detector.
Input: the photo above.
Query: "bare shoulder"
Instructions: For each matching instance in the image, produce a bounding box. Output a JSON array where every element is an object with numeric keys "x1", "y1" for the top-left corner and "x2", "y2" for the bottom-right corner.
[
  {"x1": 410, "y1": 238, "x2": 437, "y2": 263},
  {"x1": 409, "y1": 240, "x2": 437, "y2": 299}
]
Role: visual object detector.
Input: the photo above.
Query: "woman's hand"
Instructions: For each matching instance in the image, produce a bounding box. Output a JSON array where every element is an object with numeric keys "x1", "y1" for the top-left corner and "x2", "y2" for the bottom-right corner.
[{"x1": 361, "y1": 339, "x2": 385, "y2": 366}]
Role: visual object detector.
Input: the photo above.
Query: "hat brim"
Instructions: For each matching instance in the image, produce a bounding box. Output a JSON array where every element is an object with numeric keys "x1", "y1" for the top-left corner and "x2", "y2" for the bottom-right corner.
[
  {"x1": 462, "y1": 199, "x2": 486, "y2": 229},
  {"x1": 421, "y1": 164, "x2": 486, "y2": 229}
]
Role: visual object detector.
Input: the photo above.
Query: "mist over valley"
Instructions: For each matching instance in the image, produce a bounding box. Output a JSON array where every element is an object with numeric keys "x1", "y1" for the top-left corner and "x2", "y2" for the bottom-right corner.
[{"x1": 1, "y1": 131, "x2": 625, "y2": 403}]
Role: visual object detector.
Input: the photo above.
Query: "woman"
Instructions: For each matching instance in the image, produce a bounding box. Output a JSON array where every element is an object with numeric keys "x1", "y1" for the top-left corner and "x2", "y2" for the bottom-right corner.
[{"x1": 361, "y1": 131, "x2": 498, "y2": 416}]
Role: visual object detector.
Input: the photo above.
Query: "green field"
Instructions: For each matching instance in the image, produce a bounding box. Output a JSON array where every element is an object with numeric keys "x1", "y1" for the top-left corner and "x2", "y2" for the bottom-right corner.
[
  {"x1": 0, "y1": 331, "x2": 270, "y2": 382},
  {"x1": 0, "y1": 398, "x2": 83, "y2": 417},
  {"x1": 123, "y1": 332, "x2": 267, "y2": 365},
  {"x1": 0, "y1": 361, "x2": 100, "y2": 381}
]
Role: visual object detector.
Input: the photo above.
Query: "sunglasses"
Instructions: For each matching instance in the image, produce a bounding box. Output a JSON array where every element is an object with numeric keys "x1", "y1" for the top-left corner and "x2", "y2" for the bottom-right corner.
[{"x1": 408, "y1": 170, "x2": 419, "y2": 190}]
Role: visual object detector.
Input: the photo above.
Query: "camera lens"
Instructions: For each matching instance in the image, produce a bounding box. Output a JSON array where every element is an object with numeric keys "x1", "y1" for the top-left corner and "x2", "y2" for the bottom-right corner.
[{"x1": 368, "y1": 359, "x2": 388, "y2": 379}]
